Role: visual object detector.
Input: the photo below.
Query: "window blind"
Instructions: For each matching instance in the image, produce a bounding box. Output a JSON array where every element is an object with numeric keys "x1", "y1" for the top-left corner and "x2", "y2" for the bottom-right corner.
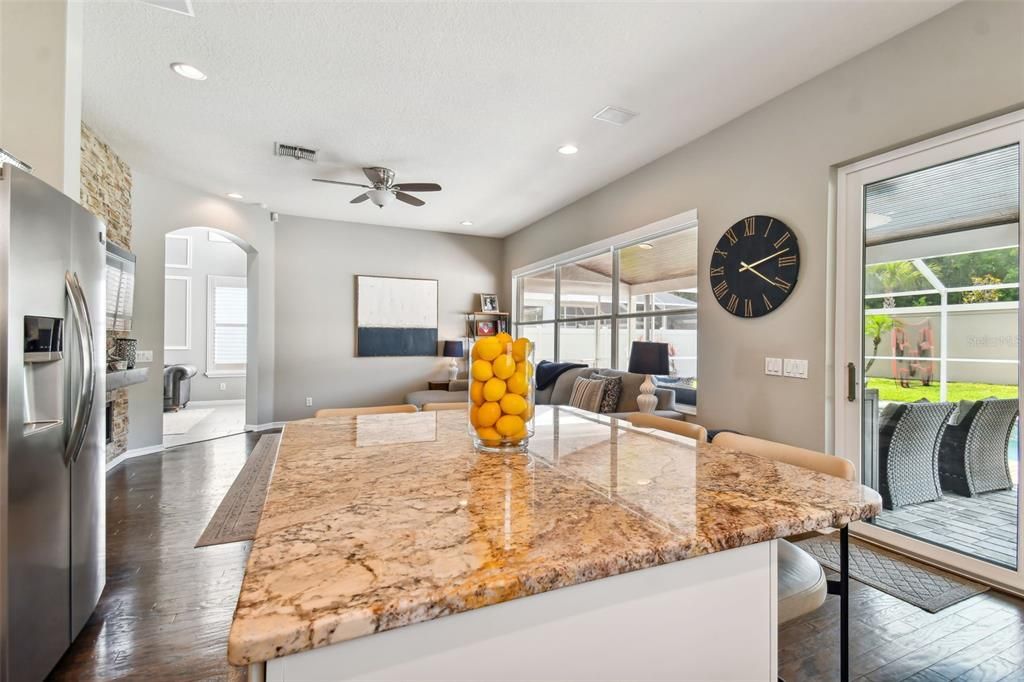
[{"x1": 210, "y1": 277, "x2": 246, "y2": 368}]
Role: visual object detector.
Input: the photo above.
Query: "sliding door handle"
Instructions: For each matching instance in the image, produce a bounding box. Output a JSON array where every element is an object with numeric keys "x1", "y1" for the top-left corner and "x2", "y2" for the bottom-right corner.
[
  {"x1": 846, "y1": 362, "x2": 857, "y2": 403},
  {"x1": 65, "y1": 272, "x2": 96, "y2": 466}
]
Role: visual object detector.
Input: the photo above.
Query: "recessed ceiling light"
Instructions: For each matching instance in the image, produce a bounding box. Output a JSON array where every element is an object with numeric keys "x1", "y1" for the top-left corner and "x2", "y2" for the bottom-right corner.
[
  {"x1": 170, "y1": 62, "x2": 207, "y2": 81},
  {"x1": 636, "y1": 242, "x2": 654, "y2": 250},
  {"x1": 226, "y1": 192, "x2": 244, "y2": 199},
  {"x1": 557, "y1": 144, "x2": 578, "y2": 155},
  {"x1": 460, "y1": 220, "x2": 473, "y2": 226}
]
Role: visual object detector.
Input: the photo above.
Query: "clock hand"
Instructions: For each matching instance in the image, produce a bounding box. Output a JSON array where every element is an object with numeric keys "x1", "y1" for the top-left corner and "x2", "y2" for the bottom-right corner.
[
  {"x1": 739, "y1": 261, "x2": 776, "y2": 287},
  {"x1": 738, "y1": 248, "x2": 790, "y2": 273}
]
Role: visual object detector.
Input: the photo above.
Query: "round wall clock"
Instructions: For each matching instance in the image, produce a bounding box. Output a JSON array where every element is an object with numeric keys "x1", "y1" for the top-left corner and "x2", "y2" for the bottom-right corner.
[{"x1": 710, "y1": 215, "x2": 799, "y2": 318}]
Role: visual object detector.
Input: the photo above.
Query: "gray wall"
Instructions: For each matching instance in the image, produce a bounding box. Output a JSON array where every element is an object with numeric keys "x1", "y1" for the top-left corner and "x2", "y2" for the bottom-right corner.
[
  {"x1": 127, "y1": 170, "x2": 276, "y2": 450},
  {"x1": 164, "y1": 227, "x2": 248, "y2": 401},
  {"x1": 273, "y1": 214, "x2": 503, "y2": 422},
  {"x1": 502, "y1": 1, "x2": 1024, "y2": 451}
]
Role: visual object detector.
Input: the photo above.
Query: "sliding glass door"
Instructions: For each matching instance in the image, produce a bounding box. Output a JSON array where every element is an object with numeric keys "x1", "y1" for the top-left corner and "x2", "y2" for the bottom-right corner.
[{"x1": 836, "y1": 111, "x2": 1024, "y2": 590}]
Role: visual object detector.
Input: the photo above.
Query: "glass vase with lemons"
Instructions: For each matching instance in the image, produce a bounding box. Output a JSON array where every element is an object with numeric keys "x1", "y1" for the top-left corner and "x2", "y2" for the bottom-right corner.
[{"x1": 468, "y1": 333, "x2": 534, "y2": 452}]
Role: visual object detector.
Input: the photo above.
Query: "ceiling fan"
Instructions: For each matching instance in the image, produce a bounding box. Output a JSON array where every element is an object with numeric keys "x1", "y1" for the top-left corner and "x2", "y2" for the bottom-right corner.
[{"x1": 312, "y1": 167, "x2": 441, "y2": 208}]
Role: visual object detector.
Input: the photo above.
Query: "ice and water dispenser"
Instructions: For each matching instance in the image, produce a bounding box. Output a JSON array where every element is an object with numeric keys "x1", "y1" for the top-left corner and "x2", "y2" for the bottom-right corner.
[{"x1": 23, "y1": 315, "x2": 64, "y2": 435}]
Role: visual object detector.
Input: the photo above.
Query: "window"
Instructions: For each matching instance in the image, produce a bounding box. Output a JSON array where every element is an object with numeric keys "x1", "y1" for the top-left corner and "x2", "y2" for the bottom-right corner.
[
  {"x1": 512, "y1": 214, "x2": 697, "y2": 387},
  {"x1": 207, "y1": 275, "x2": 247, "y2": 376}
]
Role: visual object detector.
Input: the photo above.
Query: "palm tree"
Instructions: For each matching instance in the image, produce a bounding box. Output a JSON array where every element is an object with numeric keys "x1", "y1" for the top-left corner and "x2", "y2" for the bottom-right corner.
[{"x1": 864, "y1": 314, "x2": 898, "y2": 372}]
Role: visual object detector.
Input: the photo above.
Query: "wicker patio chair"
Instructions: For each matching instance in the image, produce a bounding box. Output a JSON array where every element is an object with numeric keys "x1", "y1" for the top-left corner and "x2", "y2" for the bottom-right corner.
[
  {"x1": 878, "y1": 401, "x2": 956, "y2": 510},
  {"x1": 938, "y1": 398, "x2": 1018, "y2": 497}
]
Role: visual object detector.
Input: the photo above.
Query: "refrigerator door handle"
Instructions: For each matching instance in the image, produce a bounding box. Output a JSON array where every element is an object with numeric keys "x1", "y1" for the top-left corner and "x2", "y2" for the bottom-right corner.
[{"x1": 65, "y1": 271, "x2": 96, "y2": 466}]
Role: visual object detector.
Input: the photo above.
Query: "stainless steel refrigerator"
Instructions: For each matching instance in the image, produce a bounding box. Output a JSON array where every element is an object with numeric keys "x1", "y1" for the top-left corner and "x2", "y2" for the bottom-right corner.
[{"x1": 0, "y1": 165, "x2": 106, "y2": 680}]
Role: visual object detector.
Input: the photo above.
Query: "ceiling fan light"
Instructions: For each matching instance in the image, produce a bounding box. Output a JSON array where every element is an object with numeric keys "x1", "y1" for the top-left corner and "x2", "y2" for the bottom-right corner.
[{"x1": 368, "y1": 189, "x2": 394, "y2": 208}]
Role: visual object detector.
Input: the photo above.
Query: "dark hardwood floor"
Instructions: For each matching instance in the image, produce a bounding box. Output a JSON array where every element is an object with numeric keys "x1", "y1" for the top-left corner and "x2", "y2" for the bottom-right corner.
[
  {"x1": 48, "y1": 432, "x2": 270, "y2": 681},
  {"x1": 47, "y1": 430, "x2": 1024, "y2": 681}
]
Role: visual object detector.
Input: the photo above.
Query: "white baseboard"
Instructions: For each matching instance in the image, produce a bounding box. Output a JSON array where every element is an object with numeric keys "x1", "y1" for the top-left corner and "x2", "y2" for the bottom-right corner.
[
  {"x1": 106, "y1": 443, "x2": 164, "y2": 472},
  {"x1": 245, "y1": 421, "x2": 286, "y2": 432},
  {"x1": 186, "y1": 399, "x2": 246, "y2": 407}
]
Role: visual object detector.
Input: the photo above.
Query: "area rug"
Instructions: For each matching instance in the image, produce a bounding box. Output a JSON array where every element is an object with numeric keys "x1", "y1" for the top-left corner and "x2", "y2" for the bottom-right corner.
[
  {"x1": 195, "y1": 434, "x2": 280, "y2": 548},
  {"x1": 796, "y1": 534, "x2": 988, "y2": 613},
  {"x1": 163, "y1": 407, "x2": 214, "y2": 436}
]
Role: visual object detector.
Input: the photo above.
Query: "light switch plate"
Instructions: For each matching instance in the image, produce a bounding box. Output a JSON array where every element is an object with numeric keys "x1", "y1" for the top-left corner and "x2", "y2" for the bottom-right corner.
[
  {"x1": 765, "y1": 357, "x2": 783, "y2": 376},
  {"x1": 136, "y1": 350, "x2": 154, "y2": 363},
  {"x1": 783, "y1": 358, "x2": 809, "y2": 379}
]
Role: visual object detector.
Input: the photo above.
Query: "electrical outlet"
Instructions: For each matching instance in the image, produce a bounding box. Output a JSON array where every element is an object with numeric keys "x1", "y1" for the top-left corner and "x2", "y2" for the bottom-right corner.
[
  {"x1": 136, "y1": 350, "x2": 153, "y2": 363},
  {"x1": 783, "y1": 358, "x2": 809, "y2": 379},
  {"x1": 764, "y1": 357, "x2": 783, "y2": 376},
  {"x1": 219, "y1": 382, "x2": 226, "y2": 391},
  {"x1": 305, "y1": 397, "x2": 313, "y2": 407}
]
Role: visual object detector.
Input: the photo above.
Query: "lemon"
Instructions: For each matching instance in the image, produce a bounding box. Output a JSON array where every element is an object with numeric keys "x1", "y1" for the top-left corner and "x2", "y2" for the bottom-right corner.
[
  {"x1": 476, "y1": 426, "x2": 502, "y2": 445},
  {"x1": 499, "y1": 393, "x2": 527, "y2": 416},
  {"x1": 506, "y1": 372, "x2": 528, "y2": 396},
  {"x1": 477, "y1": 401, "x2": 501, "y2": 427},
  {"x1": 469, "y1": 404, "x2": 480, "y2": 427},
  {"x1": 474, "y1": 336, "x2": 502, "y2": 362},
  {"x1": 511, "y1": 337, "x2": 530, "y2": 362},
  {"x1": 483, "y1": 377, "x2": 507, "y2": 402},
  {"x1": 470, "y1": 381, "x2": 485, "y2": 406},
  {"x1": 516, "y1": 360, "x2": 533, "y2": 379},
  {"x1": 495, "y1": 332, "x2": 513, "y2": 348},
  {"x1": 495, "y1": 414, "x2": 525, "y2": 437},
  {"x1": 471, "y1": 345, "x2": 480, "y2": 360},
  {"x1": 509, "y1": 428, "x2": 528, "y2": 442},
  {"x1": 520, "y1": 402, "x2": 533, "y2": 421},
  {"x1": 492, "y1": 353, "x2": 515, "y2": 380},
  {"x1": 471, "y1": 359, "x2": 494, "y2": 382}
]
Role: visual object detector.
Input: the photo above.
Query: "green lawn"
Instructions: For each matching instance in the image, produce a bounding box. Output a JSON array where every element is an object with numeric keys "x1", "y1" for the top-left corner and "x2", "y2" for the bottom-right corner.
[{"x1": 866, "y1": 377, "x2": 1018, "y2": 403}]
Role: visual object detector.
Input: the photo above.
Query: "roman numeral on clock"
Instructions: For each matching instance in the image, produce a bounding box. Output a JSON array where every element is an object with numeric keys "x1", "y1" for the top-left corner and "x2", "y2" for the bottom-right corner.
[
  {"x1": 762, "y1": 293, "x2": 774, "y2": 311},
  {"x1": 778, "y1": 255, "x2": 797, "y2": 267},
  {"x1": 714, "y1": 247, "x2": 728, "y2": 259},
  {"x1": 710, "y1": 266, "x2": 724, "y2": 277},
  {"x1": 764, "y1": 218, "x2": 774, "y2": 238},
  {"x1": 773, "y1": 231, "x2": 791, "y2": 249},
  {"x1": 726, "y1": 294, "x2": 739, "y2": 314},
  {"x1": 774, "y1": 277, "x2": 791, "y2": 292},
  {"x1": 744, "y1": 217, "x2": 756, "y2": 237},
  {"x1": 724, "y1": 228, "x2": 738, "y2": 246},
  {"x1": 744, "y1": 299, "x2": 753, "y2": 317},
  {"x1": 713, "y1": 280, "x2": 729, "y2": 299}
]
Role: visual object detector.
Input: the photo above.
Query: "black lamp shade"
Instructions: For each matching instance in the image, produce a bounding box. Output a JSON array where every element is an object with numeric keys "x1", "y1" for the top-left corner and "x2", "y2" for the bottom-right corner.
[
  {"x1": 442, "y1": 340, "x2": 464, "y2": 358},
  {"x1": 628, "y1": 341, "x2": 669, "y2": 375}
]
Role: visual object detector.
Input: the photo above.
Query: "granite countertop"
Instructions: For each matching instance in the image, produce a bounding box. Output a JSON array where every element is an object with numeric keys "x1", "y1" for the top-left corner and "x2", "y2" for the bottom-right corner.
[{"x1": 227, "y1": 406, "x2": 881, "y2": 666}]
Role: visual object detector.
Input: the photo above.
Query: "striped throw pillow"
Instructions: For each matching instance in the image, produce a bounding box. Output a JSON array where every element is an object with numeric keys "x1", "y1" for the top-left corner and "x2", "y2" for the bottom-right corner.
[{"x1": 568, "y1": 376, "x2": 606, "y2": 413}]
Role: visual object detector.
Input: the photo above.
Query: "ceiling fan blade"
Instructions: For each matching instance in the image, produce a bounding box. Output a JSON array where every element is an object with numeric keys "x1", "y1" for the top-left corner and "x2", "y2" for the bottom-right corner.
[
  {"x1": 363, "y1": 167, "x2": 385, "y2": 185},
  {"x1": 394, "y1": 191, "x2": 425, "y2": 207},
  {"x1": 313, "y1": 178, "x2": 371, "y2": 188},
  {"x1": 350, "y1": 193, "x2": 370, "y2": 204},
  {"x1": 392, "y1": 183, "x2": 441, "y2": 192}
]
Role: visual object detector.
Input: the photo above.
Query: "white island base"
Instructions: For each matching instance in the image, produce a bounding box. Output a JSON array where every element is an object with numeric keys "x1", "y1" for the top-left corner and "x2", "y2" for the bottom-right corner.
[{"x1": 250, "y1": 540, "x2": 778, "y2": 682}]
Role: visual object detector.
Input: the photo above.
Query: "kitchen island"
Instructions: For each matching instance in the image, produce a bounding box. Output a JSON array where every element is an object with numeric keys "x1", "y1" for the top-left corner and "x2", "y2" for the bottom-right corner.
[{"x1": 229, "y1": 406, "x2": 880, "y2": 681}]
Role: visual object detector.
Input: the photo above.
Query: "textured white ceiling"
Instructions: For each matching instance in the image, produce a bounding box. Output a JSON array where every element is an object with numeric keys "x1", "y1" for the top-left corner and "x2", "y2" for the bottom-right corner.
[{"x1": 82, "y1": 1, "x2": 954, "y2": 238}]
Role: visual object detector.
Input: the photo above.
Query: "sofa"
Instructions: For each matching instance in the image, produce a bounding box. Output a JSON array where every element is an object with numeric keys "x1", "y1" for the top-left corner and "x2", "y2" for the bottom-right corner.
[
  {"x1": 405, "y1": 379, "x2": 470, "y2": 410},
  {"x1": 163, "y1": 364, "x2": 198, "y2": 411},
  {"x1": 405, "y1": 368, "x2": 681, "y2": 420},
  {"x1": 535, "y1": 367, "x2": 681, "y2": 420}
]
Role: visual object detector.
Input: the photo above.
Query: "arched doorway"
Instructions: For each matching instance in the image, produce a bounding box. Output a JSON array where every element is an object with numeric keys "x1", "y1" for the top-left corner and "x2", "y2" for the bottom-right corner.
[{"x1": 162, "y1": 226, "x2": 252, "y2": 447}]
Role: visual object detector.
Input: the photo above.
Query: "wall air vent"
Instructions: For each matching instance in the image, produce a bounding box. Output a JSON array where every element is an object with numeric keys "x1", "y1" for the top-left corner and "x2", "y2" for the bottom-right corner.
[
  {"x1": 592, "y1": 106, "x2": 638, "y2": 126},
  {"x1": 274, "y1": 142, "x2": 319, "y2": 162}
]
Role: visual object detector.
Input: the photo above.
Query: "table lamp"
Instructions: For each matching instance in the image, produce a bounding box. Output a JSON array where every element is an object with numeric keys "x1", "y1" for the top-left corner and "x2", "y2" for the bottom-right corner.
[
  {"x1": 442, "y1": 340, "x2": 464, "y2": 382},
  {"x1": 628, "y1": 341, "x2": 669, "y2": 414}
]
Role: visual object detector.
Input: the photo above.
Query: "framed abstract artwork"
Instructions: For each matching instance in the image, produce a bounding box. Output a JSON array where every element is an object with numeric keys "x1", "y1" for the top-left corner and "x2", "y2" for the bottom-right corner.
[{"x1": 355, "y1": 275, "x2": 438, "y2": 357}]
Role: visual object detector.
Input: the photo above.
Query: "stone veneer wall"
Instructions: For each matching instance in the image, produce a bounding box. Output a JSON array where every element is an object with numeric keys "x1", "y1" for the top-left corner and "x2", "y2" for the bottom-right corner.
[{"x1": 80, "y1": 123, "x2": 133, "y2": 463}]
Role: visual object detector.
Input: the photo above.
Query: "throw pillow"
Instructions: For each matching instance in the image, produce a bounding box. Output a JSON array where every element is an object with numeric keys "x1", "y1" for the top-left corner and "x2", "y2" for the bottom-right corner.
[
  {"x1": 592, "y1": 374, "x2": 623, "y2": 414},
  {"x1": 568, "y1": 376, "x2": 606, "y2": 413}
]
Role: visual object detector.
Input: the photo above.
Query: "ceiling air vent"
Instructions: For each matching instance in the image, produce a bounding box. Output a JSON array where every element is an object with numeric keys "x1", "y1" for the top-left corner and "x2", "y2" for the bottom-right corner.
[
  {"x1": 592, "y1": 106, "x2": 637, "y2": 126},
  {"x1": 274, "y1": 142, "x2": 319, "y2": 162}
]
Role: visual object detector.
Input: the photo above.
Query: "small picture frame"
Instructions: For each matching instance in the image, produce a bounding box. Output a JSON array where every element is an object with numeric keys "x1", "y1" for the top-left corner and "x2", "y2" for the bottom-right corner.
[
  {"x1": 475, "y1": 321, "x2": 496, "y2": 337},
  {"x1": 479, "y1": 294, "x2": 499, "y2": 313}
]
